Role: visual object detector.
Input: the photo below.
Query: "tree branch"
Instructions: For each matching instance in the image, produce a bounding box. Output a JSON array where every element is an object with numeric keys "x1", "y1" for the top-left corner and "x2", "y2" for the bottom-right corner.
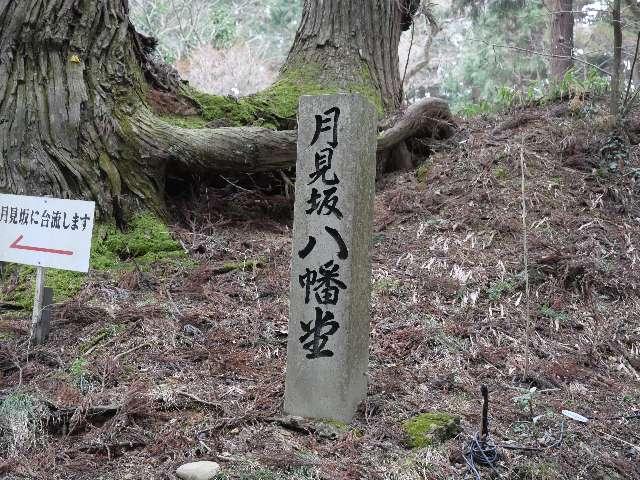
[
  {"x1": 624, "y1": 0, "x2": 640, "y2": 18},
  {"x1": 484, "y1": 42, "x2": 611, "y2": 77}
]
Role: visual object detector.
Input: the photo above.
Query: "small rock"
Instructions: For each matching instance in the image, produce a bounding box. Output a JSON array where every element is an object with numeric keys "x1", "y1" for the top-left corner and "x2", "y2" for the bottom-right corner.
[
  {"x1": 175, "y1": 461, "x2": 220, "y2": 480},
  {"x1": 183, "y1": 324, "x2": 202, "y2": 336}
]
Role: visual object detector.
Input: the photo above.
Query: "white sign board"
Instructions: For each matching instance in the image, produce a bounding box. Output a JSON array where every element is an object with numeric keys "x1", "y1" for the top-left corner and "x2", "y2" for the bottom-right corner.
[{"x1": 0, "y1": 194, "x2": 95, "y2": 272}]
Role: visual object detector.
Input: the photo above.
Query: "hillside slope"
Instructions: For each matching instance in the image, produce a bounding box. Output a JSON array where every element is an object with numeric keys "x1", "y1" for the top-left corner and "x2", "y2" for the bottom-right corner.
[{"x1": 1, "y1": 101, "x2": 639, "y2": 479}]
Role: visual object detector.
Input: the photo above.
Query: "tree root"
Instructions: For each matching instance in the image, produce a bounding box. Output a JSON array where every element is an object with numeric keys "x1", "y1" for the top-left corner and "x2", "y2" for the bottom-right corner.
[{"x1": 139, "y1": 98, "x2": 455, "y2": 178}]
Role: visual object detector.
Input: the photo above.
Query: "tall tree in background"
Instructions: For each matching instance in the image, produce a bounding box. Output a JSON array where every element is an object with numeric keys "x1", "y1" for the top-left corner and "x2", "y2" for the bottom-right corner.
[
  {"x1": 611, "y1": 0, "x2": 622, "y2": 117},
  {"x1": 0, "y1": 0, "x2": 451, "y2": 221},
  {"x1": 549, "y1": 0, "x2": 574, "y2": 79},
  {"x1": 444, "y1": 0, "x2": 548, "y2": 106}
]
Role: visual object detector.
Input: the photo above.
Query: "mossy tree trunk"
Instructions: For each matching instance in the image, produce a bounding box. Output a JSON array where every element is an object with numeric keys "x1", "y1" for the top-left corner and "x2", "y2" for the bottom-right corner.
[
  {"x1": 0, "y1": 0, "x2": 449, "y2": 221},
  {"x1": 0, "y1": 0, "x2": 296, "y2": 221},
  {"x1": 284, "y1": 0, "x2": 418, "y2": 114},
  {"x1": 0, "y1": 0, "x2": 169, "y2": 220}
]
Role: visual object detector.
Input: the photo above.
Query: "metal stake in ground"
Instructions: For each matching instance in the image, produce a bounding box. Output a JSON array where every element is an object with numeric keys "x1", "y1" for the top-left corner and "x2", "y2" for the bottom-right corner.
[{"x1": 284, "y1": 94, "x2": 377, "y2": 423}]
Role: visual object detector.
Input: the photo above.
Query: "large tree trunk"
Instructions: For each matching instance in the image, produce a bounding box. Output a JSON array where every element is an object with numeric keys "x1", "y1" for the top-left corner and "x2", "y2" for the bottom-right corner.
[
  {"x1": 284, "y1": 0, "x2": 418, "y2": 113},
  {"x1": 549, "y1": 0, "x2": 574, "y2": 80},
  {"x1": 0, "y1": 0, "x2": 177, "y2": 220},
  {"x1": 0, "y1": 0, "x2": 448, "y2": 221}
]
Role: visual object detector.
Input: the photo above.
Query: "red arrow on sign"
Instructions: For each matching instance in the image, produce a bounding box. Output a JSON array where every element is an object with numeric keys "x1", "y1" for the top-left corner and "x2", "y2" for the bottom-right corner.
[{"x1": 9, "y1": 235, "x2": 74, "y2": 256}]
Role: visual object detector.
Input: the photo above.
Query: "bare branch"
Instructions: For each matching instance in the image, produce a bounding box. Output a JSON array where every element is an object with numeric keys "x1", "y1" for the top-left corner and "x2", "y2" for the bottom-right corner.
[{"x1": 484, "y1": 42, "x2": 612, "y2": 77}]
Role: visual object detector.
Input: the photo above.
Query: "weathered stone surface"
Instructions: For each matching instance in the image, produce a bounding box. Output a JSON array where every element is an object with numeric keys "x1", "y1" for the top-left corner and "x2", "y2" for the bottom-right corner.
[
  {"x1": 175, "y1": 461, "x2": 221, "y2": 480},
  {"x1": 284, "y1": 94, "x2": 377, "y2": 423}
]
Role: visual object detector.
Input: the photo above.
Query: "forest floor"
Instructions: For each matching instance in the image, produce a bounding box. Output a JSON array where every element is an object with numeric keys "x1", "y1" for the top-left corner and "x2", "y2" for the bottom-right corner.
[{"x1": 1, "y1": 99, "x2": 640, "y2": 480}]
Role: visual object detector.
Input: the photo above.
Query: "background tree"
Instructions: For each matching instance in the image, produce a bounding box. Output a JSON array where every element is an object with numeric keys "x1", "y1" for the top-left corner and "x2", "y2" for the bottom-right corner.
[
  {"x1": 550, "y1": 0, "x2": 574, "y2": 79},
  {"x1": 129, "y1": 0, "x2": 237, "y2": 63},
  {"x1": 443, "y1": 0, "x2": 548, "y2": 109},
  {"x1": 611, "y1": 0, "x2": 622, "y2": 117}
]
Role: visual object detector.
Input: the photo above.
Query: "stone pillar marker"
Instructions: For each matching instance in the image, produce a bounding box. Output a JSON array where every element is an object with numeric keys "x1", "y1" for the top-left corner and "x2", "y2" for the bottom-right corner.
[{"x1": 284, "y1": 93, "x2": 377, "y2": 423}]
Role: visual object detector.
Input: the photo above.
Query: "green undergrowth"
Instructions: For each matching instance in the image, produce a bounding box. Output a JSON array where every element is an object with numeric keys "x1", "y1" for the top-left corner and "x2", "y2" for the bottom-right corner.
[
  {"x1": 487, "y1": 279, "x2": 515, "y2": 301},
  {"x1": 171, "y1": 63, "x2": 383, "y2": 130},
  {"x1": 455, "y1": 68, "x2": 610, "y2": 118},
  {"x1": 0, "y1": 213, "x2": 189, "y2": 310}
]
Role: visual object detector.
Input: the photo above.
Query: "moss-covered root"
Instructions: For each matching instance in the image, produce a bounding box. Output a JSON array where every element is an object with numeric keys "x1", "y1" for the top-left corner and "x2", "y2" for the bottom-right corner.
[
  {"x1": 403, "y1": 412, "x2": 462, "y2": 448},
  {"x1": 213, "y1": 259, "x2": 266, "y2": 274},
  {"x1": 176, "y1": 63, "x2": 384, "y2": 130}
]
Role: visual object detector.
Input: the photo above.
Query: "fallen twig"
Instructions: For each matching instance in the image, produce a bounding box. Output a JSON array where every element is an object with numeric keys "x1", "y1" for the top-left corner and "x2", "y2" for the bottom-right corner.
[
  {"x1": 593, "y1": 427, "x2": 640, "y2": 453},
  {"x1": 113, "y1": 341, "x2": 152, "y2": 361},
  {"x1": 176, "y1": 390, "x2": 225, "y2": 411}
]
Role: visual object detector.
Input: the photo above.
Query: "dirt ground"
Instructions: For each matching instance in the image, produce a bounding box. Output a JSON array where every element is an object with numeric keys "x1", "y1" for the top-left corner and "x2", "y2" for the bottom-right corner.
[{"x1": 1, "y1": 100, "x2": 640, "y2": 479}]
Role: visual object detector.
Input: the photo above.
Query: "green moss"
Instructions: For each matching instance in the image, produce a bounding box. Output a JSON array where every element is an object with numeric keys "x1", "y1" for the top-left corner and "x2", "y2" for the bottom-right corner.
[
  {"x1": 0, "y1": 213, "x2": 188, "y2": 310},
  {"x1": 180, "y1": 62, "x2": 384, "y2": 129},
  {"x1": 219, "y1": 259, "x2": 266, "y2": 273},
  {"x1": 159, "y1": 114, "x2": 209, "y2": 129},
  {"x1": 187, "y1": 89, "x2": 264, "y2": 127},
  {"x1": 349, "y1": 64, "x2": 384, "y2": 115},
  {"x1": 184, "y1": 65, "x2": 337, "y2": 128},
  {"x1": 101, "y1": 213, "x2": 183, "y2": 262},
  {"x1": 402, "y1": 412, "x2": 461, "y2": 448},
  {"x1": 322, "y1": 419, "x2": 348, "y2": 430},
  {"x1": 416, "y1": 162, "x2": 431, "y2": 183}
]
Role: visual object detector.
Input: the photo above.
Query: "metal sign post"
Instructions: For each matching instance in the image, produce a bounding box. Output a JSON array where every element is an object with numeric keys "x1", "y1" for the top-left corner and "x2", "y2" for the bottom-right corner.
[{"x1": 30, "y1": 266, "x2": 50, "y2": 344}]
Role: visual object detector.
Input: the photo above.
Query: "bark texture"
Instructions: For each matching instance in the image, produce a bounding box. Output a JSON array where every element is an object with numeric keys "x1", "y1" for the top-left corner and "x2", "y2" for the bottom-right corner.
[
  {"x1": 549, "y1": 0, "x2": 574, "y2": 80},
  {"x1": 0, "y1": 0, "x2": 162, "y2": 219},
  {"x1": 0, "y1": 0, "x2": 297, "y2": 218},
  {"x1": 285, "y1": 0, "x2": 418, "y2": 113}
]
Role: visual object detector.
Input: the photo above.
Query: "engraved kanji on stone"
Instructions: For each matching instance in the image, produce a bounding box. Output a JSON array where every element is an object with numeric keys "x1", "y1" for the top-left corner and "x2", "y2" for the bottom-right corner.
[
  {"x1": 309, "y1": 107, "x2": 340, "y2": 147},
  {"x1": 299, "y1": 307, "x2": 340, "y2": 359},
  {"x1": 305, "y1": 187, "x2": 343, "y2": 219},
  {"x1": 308, "y1": 148, "x2": 339, "y2": 186}
]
